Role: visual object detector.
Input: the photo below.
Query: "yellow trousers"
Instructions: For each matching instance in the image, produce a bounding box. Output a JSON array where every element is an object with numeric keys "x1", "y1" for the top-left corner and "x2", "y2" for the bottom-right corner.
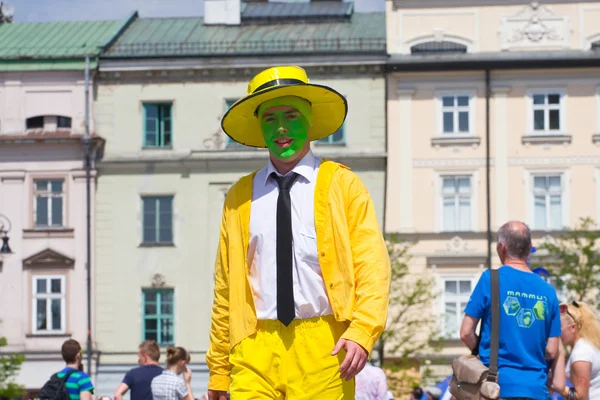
[{"x1": 229, "y1": 315, "x2": 355, "y2": 400}]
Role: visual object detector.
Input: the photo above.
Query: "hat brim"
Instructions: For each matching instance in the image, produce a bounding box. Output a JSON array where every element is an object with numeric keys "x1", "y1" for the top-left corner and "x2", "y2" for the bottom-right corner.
[{"x1": 221, "y1": 83, "x2": 348, "y2": 148}]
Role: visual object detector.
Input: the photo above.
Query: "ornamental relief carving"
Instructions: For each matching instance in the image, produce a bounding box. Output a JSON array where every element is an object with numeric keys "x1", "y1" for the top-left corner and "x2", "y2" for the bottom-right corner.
[{"x1": 499, "y1": 2, "x2": 571, "y2": 50}]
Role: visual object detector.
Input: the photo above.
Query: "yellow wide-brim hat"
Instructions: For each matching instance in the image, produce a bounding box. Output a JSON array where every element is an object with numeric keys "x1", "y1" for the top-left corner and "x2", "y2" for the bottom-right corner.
[{"x1": 221, "y1": 66, "x2": 348, "y2": 148}]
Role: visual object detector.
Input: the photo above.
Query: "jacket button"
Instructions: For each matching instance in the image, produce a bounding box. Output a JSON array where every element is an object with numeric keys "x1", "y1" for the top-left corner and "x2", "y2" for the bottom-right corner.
[
  {"x1": 320, "y1": 252, "x2": 325, "y2": 257},
  {"x1": 330, "y1": 283, "x2": 334, "y2": 288}
]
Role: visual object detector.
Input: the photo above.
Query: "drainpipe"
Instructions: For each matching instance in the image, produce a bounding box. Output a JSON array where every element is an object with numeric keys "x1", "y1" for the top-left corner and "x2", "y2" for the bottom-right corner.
[
  {"x1": 83, "y1": 55, "x2": 93, "y2": 375},
  {"x1": 485, "y1": 69, "x2": 492, "y2": 270}
]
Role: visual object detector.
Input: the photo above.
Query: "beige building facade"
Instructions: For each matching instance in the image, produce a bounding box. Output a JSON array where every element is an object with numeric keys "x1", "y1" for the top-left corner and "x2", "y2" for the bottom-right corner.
[
  {"x1": 385, "y1": 0, "x2": 600, "y2": 378},
  {"x1": 0, "y1": 18, "x2": 127, "y2": 394}
]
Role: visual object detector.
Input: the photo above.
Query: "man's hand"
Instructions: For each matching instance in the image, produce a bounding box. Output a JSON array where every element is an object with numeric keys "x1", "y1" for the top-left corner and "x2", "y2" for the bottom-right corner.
[
  {"x1": 207, "y1": 390, "x2": 228, "y2": 400},
  {"x1": 331, "y1": 338, "x2": 368, "y2": 381}
]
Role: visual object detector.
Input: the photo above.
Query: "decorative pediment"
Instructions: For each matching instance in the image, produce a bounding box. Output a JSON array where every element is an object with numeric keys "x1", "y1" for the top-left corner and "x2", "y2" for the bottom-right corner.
[
  {"x1": 23, "y1": 248, "x2": 74, "y2": 268},
  {"x1": 151, "y1": 273, "x2": 167, "y2": 288},
  {"x1": 445, "y1": 236, "x2": 473, "y2": 254},
  {"x1": 499, "y1": 2, "x2": 571, "y2": 50}
]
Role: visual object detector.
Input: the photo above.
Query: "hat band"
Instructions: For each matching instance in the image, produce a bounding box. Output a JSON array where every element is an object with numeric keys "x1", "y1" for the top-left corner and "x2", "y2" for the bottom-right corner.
[{"x1": 253, "y1": 78, "x2": 305, "y2": 93}]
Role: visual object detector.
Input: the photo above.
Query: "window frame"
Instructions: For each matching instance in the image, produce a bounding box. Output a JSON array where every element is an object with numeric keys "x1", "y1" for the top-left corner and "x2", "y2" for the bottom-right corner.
[
  {"x1": 33, "y1": 178, "x2": 66, "y2": 229},
  {"x1": 436, "y1": 91, "x2": 476, "y2": 137},
  {"x1": 315, "y1": 124, "x2": 346, "y2": 146},
  {"x1": 438, "y1": 274, "x2": 479, "y2": 340},
  {"x1": 142, "y1": 288, "x2": 175, "y2": 346},
  {"x1": 527, "y1": 90, "x2": 566, "y2": 135},
  {"x1": 525, "y1": 170, "x2": 570, "y2": 231},
  {"x1": 224, "y1": 99, "x2": 244, "y2": 149},
  {"x1": 141, "y1": 195, "x2": 174, "y2": 245},
  {"x1": 32, "y1": 275, "x2": 66, "y2": 334},
  {"x1": 143, "y1": 102, "x2": 173, "y2": 149},
  {"x1": 436, "y1": 172, "x2": 478, "y2": 232}
]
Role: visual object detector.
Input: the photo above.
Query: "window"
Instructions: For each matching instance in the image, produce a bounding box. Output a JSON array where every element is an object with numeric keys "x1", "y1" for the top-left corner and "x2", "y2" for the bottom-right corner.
[
  {"x1": 442, "y1": 176, "x2": 471, "y2": 231},
  {"x1": 34, "y1": 179, "x2": 64, "y2": 228},
  {"x1": 225, "y1": 99, "x2": 244, "y2": 148},
  {"x1": 26, "y1": 115, "x2": 72, "y2": 130},
  {"x1": 57, "y1": 116, "x2": 72, "y2": 128},
  {"x1": 533, "y1": 175, "x2": 562, "y2": 230},
  {"x1": 317, "y1": 125, "x2": 345, "y2": 145},
  {"x1": 142, "y1": 289, "x2": 174, "y2": 345},
  {"x1": 440, "y1": 95, "x2": 471, "y2": 135},
  {"x1": 443, "y1": 278, "x2": 472, "y2": 338},
  {"x1": 531, "y1": 93, "x2": 562, "y2": 133},
  {"x1": 33, "y1": 276, "x2": 65, "y2": 333},
  {"x1": 142, "y1": 196, "x2": 173, "y2": 244},
  {"x1": 26, "y1": 116, "x2": 44, "y2": 130},
  {"x1": 143, "y1": 103, "x2": 172, "y2": 148},
  {"x1": 411, "y1": 41, "x2": 467, "y2": 54}
]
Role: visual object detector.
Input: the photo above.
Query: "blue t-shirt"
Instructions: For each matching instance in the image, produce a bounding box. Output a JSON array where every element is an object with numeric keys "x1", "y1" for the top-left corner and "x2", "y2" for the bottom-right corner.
[
  {"x1": 464, "y1": 266, "x2": 561, "y2": 400},
  {"x1": 123, "y1": 365, "x2": 163, "y2": 400},
  {"x1": 57, "y1": 367, "x2": 94, "y2": 400}
]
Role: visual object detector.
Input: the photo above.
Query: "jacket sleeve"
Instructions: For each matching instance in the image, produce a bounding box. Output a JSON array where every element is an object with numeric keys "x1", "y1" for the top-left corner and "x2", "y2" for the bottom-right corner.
[
  {"x1": 206, "y1": 202, "x2": 231, "y2": 391},
  {"x1": 340, "y1": 172, "x2": 391, "y2": 353}
]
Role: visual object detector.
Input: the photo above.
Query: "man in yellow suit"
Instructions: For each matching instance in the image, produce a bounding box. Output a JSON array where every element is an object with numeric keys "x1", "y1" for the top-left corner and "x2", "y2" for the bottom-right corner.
[{"x1": 206, "y1": 66, "x2": 391, "y2": 400}]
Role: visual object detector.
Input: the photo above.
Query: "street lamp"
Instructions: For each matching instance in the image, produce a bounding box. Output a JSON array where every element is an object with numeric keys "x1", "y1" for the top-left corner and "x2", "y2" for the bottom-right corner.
[
  {"x1": 0, "y1": 214, "x2": 12, "y2": 254},
  {"x1": 0, "y1": 2, "x2": 14, "y2": 23}
]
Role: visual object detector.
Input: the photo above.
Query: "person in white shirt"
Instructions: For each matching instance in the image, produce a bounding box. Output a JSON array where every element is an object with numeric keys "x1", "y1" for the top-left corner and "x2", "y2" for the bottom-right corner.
[
  {"x1": 355, "y1": 362, "x2": 388, "y2": 400},
  {"x1": 559, "y1": 301, "x2": 600, "y2": 399}
]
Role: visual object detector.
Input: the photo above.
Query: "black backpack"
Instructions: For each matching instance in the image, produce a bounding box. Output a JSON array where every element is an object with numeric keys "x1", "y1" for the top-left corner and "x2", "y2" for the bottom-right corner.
[{"x1": 38, "y1": 369, "x2": 77, "y2": 400}]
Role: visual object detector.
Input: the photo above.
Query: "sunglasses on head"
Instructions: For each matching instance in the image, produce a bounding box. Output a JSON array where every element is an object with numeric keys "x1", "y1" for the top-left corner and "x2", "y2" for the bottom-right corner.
[{"x1": 560, "y1": 301, "x2": 580, "y2": 324}]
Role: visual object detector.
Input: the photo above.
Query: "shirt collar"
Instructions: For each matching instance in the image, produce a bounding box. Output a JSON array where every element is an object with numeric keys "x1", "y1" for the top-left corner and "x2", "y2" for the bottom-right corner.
[{"x1": 263, "y1": 149, "x2": 317, "y2": 186}]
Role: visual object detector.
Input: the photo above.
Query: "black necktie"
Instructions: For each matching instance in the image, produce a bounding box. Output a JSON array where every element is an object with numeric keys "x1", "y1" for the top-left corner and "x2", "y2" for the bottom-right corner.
[{"x1": 271, "y1": 172, "x2": 298, "y2": 326}]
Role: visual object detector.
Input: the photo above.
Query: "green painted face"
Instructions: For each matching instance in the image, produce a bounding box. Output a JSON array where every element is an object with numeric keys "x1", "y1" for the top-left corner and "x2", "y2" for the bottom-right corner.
[{"x1": 260, "y1": 105, "x2": 309, "y2": 160}]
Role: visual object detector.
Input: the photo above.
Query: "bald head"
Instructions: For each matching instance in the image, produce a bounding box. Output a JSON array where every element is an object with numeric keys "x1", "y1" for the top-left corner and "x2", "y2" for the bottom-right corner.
[{"x1": 497, "y1": 221, "x2": 532, "y2": 260}]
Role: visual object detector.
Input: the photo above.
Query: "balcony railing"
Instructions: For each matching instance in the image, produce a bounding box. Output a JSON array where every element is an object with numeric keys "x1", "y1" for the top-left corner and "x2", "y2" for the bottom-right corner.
[{"x1": 105, "y1": 38, "x2": 387, "y2": 57}]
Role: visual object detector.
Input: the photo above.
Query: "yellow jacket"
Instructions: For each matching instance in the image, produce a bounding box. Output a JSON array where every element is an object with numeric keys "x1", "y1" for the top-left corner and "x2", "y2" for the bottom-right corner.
[{"x1": 206, "y1": 160, "x2": 391, "y2": 391}]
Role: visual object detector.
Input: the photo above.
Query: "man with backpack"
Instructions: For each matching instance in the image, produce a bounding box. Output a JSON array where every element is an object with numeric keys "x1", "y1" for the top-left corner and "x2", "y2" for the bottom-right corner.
[
  {"x1": 460, "y1": 221, "x2": 561, "y2": 399},
  {"x1": 39, "y1": 339, "x2": 94, "y2": 400}
]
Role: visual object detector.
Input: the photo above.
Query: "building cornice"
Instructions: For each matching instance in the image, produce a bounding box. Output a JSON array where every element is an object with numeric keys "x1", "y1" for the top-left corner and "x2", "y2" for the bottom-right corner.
[
  {"x1": 393, "y1": 0, "x2": 600, "y2": 9},
  {"x1": 387, "y1": 50, "x2": 600, "y2": 72},
  {"x1": 98, "y1": 56, "x2": 386, "y2": 75},
  {"x1": 98, "y1": 148, "x2": 387, "y2": 170},
  {"x1": 387, "y1": 230, "x2": 571, "y2": 241},
  {"x1": 96, "y1": 64, "x2": 385, "y2": 85}
]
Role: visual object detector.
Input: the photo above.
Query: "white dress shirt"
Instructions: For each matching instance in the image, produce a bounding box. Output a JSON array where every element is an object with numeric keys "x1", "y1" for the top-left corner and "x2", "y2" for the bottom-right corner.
[{"x1": 248, "y1": 150, "x2": 333, "y2": 320}]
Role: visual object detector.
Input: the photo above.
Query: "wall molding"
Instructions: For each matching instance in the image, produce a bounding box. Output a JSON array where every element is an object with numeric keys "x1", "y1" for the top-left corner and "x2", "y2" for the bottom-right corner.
[
  {"x1": 0, "y1": 171, "x2": 26, "y2": 183},
  {"x1": 413, "y1": 156, "x2": 600, "y2": 168},
  {"x1": 413, "y1": 158, "x2": 489, "y2": 168},
  {"x1": 508, "y1": 156, "x2": 600, "y2": 166}
]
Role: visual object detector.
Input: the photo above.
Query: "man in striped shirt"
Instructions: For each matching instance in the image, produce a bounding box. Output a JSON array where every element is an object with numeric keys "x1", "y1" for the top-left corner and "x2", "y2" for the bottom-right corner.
[{"x1": 57, "y1": 339, "x2": 94, "y2": 400}]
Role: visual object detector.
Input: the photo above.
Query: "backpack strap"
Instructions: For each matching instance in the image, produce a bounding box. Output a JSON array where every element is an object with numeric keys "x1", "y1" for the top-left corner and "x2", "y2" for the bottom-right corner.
[
  {"x1": 487, "y1": 268, "x2": 500, "y2": 382},
  {"x1": 62, "y1": 368, "x2": 78, "y2": 383}
]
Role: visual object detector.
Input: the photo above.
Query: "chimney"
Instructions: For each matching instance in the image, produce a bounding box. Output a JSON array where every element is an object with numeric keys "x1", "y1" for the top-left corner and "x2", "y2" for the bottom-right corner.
[{"x1": 204, "y1": 0, "x2": 241, "y2": 25}]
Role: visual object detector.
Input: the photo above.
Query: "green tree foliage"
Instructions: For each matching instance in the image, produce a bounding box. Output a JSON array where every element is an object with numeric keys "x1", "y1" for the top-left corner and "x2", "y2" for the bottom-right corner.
[
  {"x1": 0, "y1": 324, "x2": 25, "y2": 399},
  {"x1": 538, "y1": 217, "x2": 600, "y2": 308},
  {"x1": 378, "y1": 235, "x2": 443, "y2": 363}
]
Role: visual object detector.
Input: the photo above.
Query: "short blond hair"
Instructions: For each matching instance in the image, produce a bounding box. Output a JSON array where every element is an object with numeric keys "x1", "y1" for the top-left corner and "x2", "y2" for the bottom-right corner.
[{"x1": 139, "y1": 340, "x2": 160, "y2": 362}]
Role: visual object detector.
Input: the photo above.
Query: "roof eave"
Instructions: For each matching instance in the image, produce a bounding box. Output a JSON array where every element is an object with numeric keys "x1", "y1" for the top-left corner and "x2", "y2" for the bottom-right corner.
[
  {"x1": 101, "y1": 50, "x2": 388, "y2": 60},
  {"x1": 386, "y1": 51, "x2": 600, "y2": 72}
]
